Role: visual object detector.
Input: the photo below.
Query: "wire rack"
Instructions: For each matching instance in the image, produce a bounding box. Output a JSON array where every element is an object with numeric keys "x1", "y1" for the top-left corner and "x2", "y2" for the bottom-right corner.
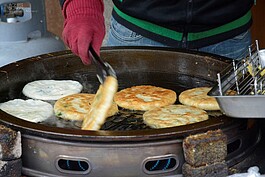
[
  {"x1": 208, "y1": 40, "x2": 265, "y2": 118},
  {"x1": 210, "y1": 40, "x2": 265, "y2": 96}
]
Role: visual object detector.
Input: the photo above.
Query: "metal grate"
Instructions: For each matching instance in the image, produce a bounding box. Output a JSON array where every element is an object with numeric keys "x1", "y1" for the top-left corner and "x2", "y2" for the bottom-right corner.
[{"x1": 210, "y1": 40, "x2": 265, "y2": 96}]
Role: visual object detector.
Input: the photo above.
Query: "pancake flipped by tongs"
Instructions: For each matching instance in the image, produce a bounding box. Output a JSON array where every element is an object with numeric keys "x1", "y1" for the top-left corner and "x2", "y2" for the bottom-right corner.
[{"x1": 81, "y1": 47, "x2": 118, "y2": 130}]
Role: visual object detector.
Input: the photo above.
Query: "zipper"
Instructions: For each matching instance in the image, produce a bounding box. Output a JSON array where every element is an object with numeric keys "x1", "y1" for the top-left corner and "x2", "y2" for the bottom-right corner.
[{"x1": 182, "y1": 0, "x2": 193, "y2": 48}]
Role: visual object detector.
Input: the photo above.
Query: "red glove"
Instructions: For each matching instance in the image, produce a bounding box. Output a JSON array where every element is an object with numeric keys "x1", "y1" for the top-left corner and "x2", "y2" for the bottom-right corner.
[{"x1": 62, "y1": 0, "x2": 105, "y2": 65}]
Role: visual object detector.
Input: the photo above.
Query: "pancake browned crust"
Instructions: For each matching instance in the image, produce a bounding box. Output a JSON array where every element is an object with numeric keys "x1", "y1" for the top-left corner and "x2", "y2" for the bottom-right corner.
[
  {"x1": 82, "y1": 76, "x2": 118, "y2": 130},
  {"x1": 54, "y1": 93, "x2": 118, "y2": 121},
  {"x1": 114, "y1": 85, "x2": 177, "y2": 111},
  {"x1": 143, "y1": 104, "x2": 209, "y2": 129},
  {"x1": 179, "y1": 87, "x2": 220, "y2": 111}
]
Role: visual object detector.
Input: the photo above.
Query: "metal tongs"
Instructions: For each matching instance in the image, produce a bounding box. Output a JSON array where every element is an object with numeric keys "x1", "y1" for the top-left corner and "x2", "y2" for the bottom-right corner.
[{"x1": 88, "y1": 46, "x2": 117, "y2": 84}]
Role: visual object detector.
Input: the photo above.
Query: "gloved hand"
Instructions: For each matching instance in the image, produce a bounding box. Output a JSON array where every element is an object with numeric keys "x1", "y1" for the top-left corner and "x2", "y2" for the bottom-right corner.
[{"x1": 62, "y1": 0, "x2": 105, "y2": 65}]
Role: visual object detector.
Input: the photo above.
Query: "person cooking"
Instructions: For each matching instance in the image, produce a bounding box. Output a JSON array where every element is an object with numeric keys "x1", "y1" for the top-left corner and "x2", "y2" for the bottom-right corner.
[{"x1": 59, "y1": 0, "x2": 254, "y2": 65}]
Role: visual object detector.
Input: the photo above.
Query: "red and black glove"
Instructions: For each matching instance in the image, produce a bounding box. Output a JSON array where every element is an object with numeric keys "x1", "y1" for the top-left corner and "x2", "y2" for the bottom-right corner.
[{"x1": 62, "y1": 0, "x2": 105, "y2": 65}]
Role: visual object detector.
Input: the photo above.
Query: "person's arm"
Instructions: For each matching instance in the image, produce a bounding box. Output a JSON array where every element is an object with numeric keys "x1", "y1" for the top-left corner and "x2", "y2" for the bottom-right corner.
[{"x1": 61, "y1": 0, "x2": 105, "y2": 65}]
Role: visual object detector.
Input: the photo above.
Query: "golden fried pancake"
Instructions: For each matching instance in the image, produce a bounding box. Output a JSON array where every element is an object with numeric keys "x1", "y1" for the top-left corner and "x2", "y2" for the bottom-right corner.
[
  {"x1": 54, "y1": 93, "x2": 118, "y2": 121},
  {"x1": 179, "y1": 87, "x2": 220, "y2": 111},
  {"x1": 114, "y1": 85, "x2": 177, "y2": 111},
  {"x1": 143, "y1": 104, "x2": 209, "y2": 129},
  {"x1": 82, "y1": 76, "x2": 118, "y2": 130}
]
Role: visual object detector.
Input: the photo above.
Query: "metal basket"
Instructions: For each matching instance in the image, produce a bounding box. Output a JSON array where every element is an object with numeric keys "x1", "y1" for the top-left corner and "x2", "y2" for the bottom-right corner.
[{"x1": 208, "y1": 40, "x2": 265, "y2": 118}]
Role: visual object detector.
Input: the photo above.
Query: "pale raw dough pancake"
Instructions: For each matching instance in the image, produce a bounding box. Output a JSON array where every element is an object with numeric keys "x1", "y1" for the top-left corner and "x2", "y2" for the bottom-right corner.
[
  {"x1": 179, "y1": 87, "x2": 220, "y2": 111},
  {"x1": 82, "y1": 76, "x2": 118, "y2": 130},
  {"x1": 0, "y1": 99, "x2": 53, "y2": 123},
  {"x1": 22, "y1": 80, "x2": 83, "y2": 101},
  {"x1": 143, "y1": 104, "x2": 209, "y2": 129},
  {"x1": 54, "y1": 93, "x2": 118, "y2": 121},
  {"x1": 114, "y1": 85, "x2": 177, "y2": 111}
]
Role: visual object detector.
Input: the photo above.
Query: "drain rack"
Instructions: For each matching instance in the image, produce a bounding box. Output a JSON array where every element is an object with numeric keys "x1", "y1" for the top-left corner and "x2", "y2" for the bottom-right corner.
[{"x1": 208, "y1": 40, "x2": 265, "y2": 118}]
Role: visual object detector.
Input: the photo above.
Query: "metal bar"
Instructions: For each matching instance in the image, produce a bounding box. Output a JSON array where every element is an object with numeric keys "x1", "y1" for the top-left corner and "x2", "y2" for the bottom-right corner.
[{"x1": 210, "y1": 40, "x2": 265, "y2": 96}]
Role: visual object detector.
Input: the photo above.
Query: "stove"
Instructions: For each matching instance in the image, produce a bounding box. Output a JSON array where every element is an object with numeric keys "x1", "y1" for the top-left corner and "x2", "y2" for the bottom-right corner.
[{"x1": 0, "y1": 48, "x2": 263, "y2": 177}]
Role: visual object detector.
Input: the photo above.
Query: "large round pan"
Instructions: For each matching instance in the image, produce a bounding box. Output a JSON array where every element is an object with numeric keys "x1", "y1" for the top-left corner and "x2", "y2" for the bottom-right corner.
[{"x1": 0, "y1": 47, "x2": 241, "y2": 142}]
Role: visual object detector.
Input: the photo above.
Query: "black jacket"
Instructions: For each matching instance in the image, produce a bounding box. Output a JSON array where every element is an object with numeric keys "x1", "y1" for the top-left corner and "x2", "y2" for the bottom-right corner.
[
  {"x1": 61, "y1": 0, "x2": 254, "y2": 48},
  {"x1": 59, "y1": 0, "x2": 64, "y2": 7},
  {"x1": 112, "y1": 0, "x2": 254, "y2": 48}
]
